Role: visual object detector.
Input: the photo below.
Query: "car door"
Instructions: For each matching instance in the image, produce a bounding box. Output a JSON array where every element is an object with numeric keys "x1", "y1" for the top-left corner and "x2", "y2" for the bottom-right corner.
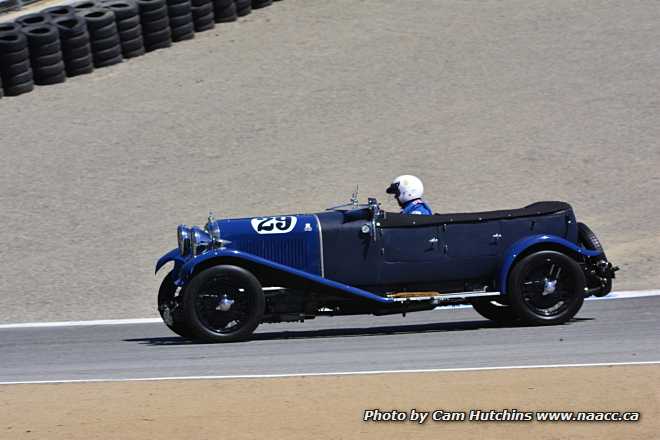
[
  {"x1": 438, "y1": 221, "x2": 502, "y2": 281},
  {"x1": 379, "y1": 224, "x2": 444, "y2": 285}
]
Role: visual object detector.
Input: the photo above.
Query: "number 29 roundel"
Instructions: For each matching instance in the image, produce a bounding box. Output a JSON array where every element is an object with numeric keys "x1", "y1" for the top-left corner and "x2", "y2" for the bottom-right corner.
[{"x1": 250, "y1": 216, "x2": 298, "y2": 234}]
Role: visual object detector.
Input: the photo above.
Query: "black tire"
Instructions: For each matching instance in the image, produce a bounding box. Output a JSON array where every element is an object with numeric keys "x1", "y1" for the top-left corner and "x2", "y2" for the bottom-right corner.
[
  {"x1": 4, "y1": 68, "x2": 33, "y2": 85},
  {"x1": 235, "y1": 0, "x2": 251, "y2": 17},
  {"x1": 42, "y1": 5, "x2": 76, "y2": 19},
  {"x1": 192, "y1": 3, "x2": 212, "y2": 16},
  {"x1": 3, "y1": 59, "x2": 30, "y2": 76},
  {"x1": 168, "y1": 1, "x2": 192, "y2": 16},
  {"x1": 103, "y1": 1, "x2": 139, "y2": 20},
  {"x1": 172, "y1": 29, "x2": 194, "y2": 41},
  {"x1": 140, "y1": 5, "x2": 168, "y2": 21},
  {"x1": 123, "y1": 45, "x2": 145, "y2": 58},
  {"x1": 193, "y1": 17, "x2": 215, "y2": 31},
  {"x1": 33, "y1": 52, "x2": 64, "y2": 67},
  {"x1": 3, "y1": 80, "x2": 34, "y2": 96},
  {"x1": 89, "y1": 22, "x2": 120, "y2": 39},
  {"x1": 94, "y1": 53, "x2": 123, "y2": 66},
  {"x1": 251, "y1": 0, "x2": 272, "y2": 8},
  {"x1": 577, "y1": 223, "x2": 604, "y2": 254},
  {"x1": 145, "y1": 38, "x2": 172, "y2": 50},
  {"x1": 81, "y1": 9, "x2": 116, "y2": 30},
  {"x1": 0, "y1": 48, "x2": 29, "y2": 67},
  {"x1": 0, "y1": 32, "x2": 28, "y2": 53},
  {"x1": 91, "y1": 33, "x2": 120, "y2": 50},
  {"x1": 93, "y1": 44, "x2": 122, "y2": 60},
  {"x1": 34, "y1": 70, "x2": 66, "y2": 85},
  {"x1": 15, "y1": 13, "x2": 51, "y2": 27},
  {"x1": 169, "y1": 13, "x2": 192, "y2": 27},
  {"x1": 34, "y1": 60, "x2": 65, "y2": 77},
  {"x1": 0, "y1": 22, "x2": 21, "y2": 33},
  {"x1": 52, "y1": 16, "x2": 88, "y2": 36},
  {"x1": 117, "y1": 14, "x2": 141, "y2": 30},
  {"x1": 73, "y1": 0, "x2": 103, "y2": 11},
  {"x1": 118, "y1": 24, "x2": 142, "y2": 40},
  {"x1": 61, "y1": 31, "x2": 91, "y2": 48},
  {"x1": 158, "y1": 271, "x2": 196, "y2": 339},
  {"x1": 191, "y1": 0, "x2": 210, "y2": 6},
  {"x1": 30, "y1": 39, "x2": 62, "y2": 56},
  {"x1": 66, "y1": 53, "x2": 94, "y2": 69},
  {"x1": 508, "y1": 250, "x2": 585, "y2": 325},
  {"x1": 23, "y1": 24, "x2": 59, "y2": 45},
  {"x1": 183, "y1": 265, "x2": 265, "y2": 342},
  {"x1": 142, "y1": 16, "x2": 169, "y2": 32},
  {"x1": 470, "y1": 298, "x2": 519, "y2": 324},
  {"x1": 120, "y1": 35, "x2": 144, "y2": 52},
  {"x1": 137, "y1": 0, "x2": 167, "y2": 12},
  {"x1": 67, "y1": 64, "x2": 94, "y2": 76},
  {"x1": 63, "y1": 43, "x2": 92, "y2": 59},
  {"x1": 143, "y1": 26, "x2": 171, "y2": 43}
]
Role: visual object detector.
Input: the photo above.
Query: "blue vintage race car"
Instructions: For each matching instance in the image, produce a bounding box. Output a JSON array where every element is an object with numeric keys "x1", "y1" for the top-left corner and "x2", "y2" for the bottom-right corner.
[{"x1": 155, "y1": 193, "x2": 618, "y2": 342}]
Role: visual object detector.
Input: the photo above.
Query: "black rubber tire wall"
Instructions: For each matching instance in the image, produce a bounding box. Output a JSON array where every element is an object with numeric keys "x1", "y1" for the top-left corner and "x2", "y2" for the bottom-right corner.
[
  {"x1": 80, "y1": 7, "x2": 123, "y2": 67},
  {"x1": 137, "y1": 0, "x2": 172, "y2": 51},
  {"x1": 166, "y1": 0, "x2": 195, "y2": 41},
  {"x1": 102, "y1": 0, "x2": 145, "y2": 58},
  {"x1": 53, "y1": 15, "x2": 95, "y2": 76}
]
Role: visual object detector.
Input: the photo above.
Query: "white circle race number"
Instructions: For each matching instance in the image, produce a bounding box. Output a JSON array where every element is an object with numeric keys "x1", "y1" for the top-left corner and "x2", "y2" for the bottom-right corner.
[{"x1": 250, "y1": 216, "x2": 298, "y2": 234}]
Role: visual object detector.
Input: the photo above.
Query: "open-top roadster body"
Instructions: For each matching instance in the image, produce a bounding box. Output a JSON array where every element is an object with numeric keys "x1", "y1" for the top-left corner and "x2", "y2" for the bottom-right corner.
[{"x1": 156, "y1": 194, "x2": 617, "y2": 342}]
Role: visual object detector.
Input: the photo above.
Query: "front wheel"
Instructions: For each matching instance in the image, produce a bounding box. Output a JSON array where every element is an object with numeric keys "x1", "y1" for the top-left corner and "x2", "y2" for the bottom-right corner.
[
  {"x1": 183, "y1": 265, "x2": 265, "y2": 342},
  {"x1": 508, "y1": 250, "x2": 585, "y2": 325},
  {"x1": 470, "y1": 298, "x2": 519, "y2": 324},
  {"x1": 158, "y1": 271, "x2": 196, "y2": 339}
]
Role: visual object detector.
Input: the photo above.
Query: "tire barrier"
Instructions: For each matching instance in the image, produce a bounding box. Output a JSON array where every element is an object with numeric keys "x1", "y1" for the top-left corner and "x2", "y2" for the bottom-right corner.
[
  {"x1": 53, "y1": 15, "x2": 94, "y2": 76},
  {"x1": 101, "y1": 0, "x2": 145, "y2": 58},
  {"x1": 137, "y1": 0, "x2": 172, "y2": 52},
  {"x1": 80, "y1": 7, "x2": 123, "y2": 67},
  {"x1": 251, "y1": 0, "x2": 272, "y2": 10},
  {"x1": 213, "y1": 0, "x2": 236, "y2": 23},
  {"x1": 166, "y1": 0, "x2": 194, "y2": 42},
  {"x1": 234, "y1": 0, "x2": 251, "y2": 17},
  {"x1": 1, "y1": 0, "x2": 283, "y2": 99},
  {"x1": 0, "y1": 23, "x2": 34, "y2": 96},
  {"x1": 23, "y1": 24, "x2": 66, "y2": 85},
  {"x1": 191, "y1": 0, "x2": 214, "y2": 32}
]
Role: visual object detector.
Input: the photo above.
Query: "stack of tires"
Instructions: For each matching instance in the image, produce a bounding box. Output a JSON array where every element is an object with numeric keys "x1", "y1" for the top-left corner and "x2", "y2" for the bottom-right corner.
[
  {"x1": 0, "y1": 23, "x2": 34, "y2": 96},
  {"x1": 212, "y1": 0, "x2": 236, "y2": 22},
  {"x1": 80, "y1": 8, "x2": 123, "y2": 67},
  {"x1": 191, "y1": 0, "x2": 214, "y2": 32},
  {"x1": 137, "y1": 0, "x2": 172, "y2": 52},
  {"x1": 102, "y1": 0, "x2": 145, "y2": 58},
  {"x1": 234, "y1": 0, "x2": 251, "y2": 17},
  {"x1": 52, "y1": 15, "x2": 95, "y2": 76},
  {"x1": 23, "y1": 24, "x2": 67, "y2": 85},
  {"x1": 166, "y1": 0, "x2": 194, "y2": 41},
  {"x1": 251, "y1": 0, "x2": 272, "y2": 9}
]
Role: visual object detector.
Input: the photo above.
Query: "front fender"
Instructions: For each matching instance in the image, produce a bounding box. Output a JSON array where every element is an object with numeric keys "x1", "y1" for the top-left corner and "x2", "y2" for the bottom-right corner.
[
  {"x1": 499, "y1": 234, "x2": 604, "y2": 295},
  {"x1": 155, "y1": 248, "x2": 185, "y2": 275}
]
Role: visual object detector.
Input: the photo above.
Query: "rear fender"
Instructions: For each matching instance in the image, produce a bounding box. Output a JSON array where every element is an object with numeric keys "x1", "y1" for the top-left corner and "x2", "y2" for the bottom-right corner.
[{"x1": 499, "y1": 234, "x2": 604, "y2": 295}]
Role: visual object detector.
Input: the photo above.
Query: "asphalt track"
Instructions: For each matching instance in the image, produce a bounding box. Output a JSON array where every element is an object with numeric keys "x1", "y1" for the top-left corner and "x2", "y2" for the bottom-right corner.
[{"x1": 1, "y1": 295, "x2": 658, "y2": 384}]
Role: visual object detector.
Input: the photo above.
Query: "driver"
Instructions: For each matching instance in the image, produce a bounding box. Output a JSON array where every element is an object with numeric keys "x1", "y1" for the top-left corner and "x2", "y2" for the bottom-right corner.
[{"x1": 386, "y1": 175, "x2": 433, "y2": 215}]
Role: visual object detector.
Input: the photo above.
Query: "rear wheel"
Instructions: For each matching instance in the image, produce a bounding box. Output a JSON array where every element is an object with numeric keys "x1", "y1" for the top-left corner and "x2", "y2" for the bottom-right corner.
[
  {"x1": 183, "y1": 265, "x2": 265, "y2": 342},
  {"x1": 158, "y1": 271, "x2": 195, "y2": 338},
  {"x1": 470, "y1": 297, "x2": 519, "y2": 324},
  {"x1": 508, "y1": 250, "x2": 585, "y2": 325}
]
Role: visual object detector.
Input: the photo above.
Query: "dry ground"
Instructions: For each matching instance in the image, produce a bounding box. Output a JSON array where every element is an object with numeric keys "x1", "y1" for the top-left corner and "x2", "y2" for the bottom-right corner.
[
  {"x1": 1, "y1": 0, "x2": 659, "y2": 322},
  {"x1": 0, "y1": 365, "x2": 658, "y2": 440}
]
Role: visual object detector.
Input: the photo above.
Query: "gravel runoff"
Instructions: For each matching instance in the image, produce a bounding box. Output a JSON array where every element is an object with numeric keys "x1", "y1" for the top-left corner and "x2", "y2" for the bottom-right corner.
[{"x1": 0, "y1": 0, "x2": 659, "y2": 323}]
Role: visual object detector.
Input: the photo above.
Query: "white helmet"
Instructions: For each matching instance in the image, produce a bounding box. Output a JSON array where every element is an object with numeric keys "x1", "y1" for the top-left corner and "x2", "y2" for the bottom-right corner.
[{"x1": 386, "y1": 175, "x2": 424, "y2": 205}]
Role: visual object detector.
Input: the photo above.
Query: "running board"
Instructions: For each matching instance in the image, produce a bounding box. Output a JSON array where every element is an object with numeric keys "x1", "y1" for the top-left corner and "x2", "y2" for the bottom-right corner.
[{"x1": 388, "y1": 289, "x2": 500, "y2": 303}]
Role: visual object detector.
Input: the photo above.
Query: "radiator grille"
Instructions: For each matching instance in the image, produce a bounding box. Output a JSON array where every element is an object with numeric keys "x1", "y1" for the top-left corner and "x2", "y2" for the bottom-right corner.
[{"x1": 238, "y1": 239, "x2": 307, "y2": 269}]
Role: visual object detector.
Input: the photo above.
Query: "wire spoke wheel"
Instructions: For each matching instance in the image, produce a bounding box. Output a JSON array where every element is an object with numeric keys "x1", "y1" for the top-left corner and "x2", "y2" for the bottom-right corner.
[
  {"x1": 157, "y1": 271, "x2": 196, "y2": 339},
  {"x1": 509, "y1": 250, "x2": 585, "y2": 325},
  {"x1": 184, "y1": 265, "x2": 265, "y2": 342}
]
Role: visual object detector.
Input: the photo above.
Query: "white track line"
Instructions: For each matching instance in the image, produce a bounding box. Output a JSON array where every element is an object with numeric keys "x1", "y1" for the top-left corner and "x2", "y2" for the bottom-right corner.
[
  {"x1": 1, "y1": 360, "x2": 659, "y2": 386},
  {"x1": 0, "y1": 289, "x2": 658, "y2": 330}
]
